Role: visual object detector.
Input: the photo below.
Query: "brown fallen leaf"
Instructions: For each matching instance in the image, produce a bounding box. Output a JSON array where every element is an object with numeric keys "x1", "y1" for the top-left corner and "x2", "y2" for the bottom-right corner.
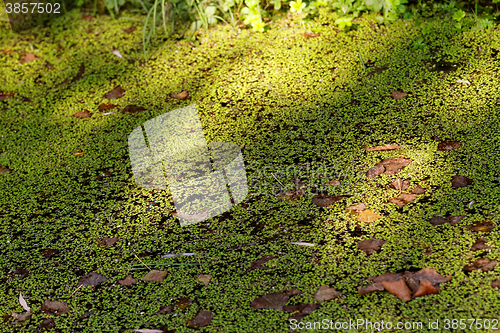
[
  {"x1": 122, "y1": 105, "x2": 146, "y2": 114},
  {"x1": 391, "y1": 91, "x2": 407, "y2": 99},
  {"x1": 357, "y1": 238, "x2": 385, "y2": 255},
  {"x1": 470, "y1": 238, "x2": 491, "y2": 251},
  {"x1": 364, "y1": 144, "x2": 401, "y2": 151},
  {"x1": 174, "y1": 210, "x2": 208, "y2": 223},
  {"x1": 413, "y1": 279, "x2": 439, "y2": 298},
  {"x1": 390, "y1": 178, "x2": 409, "y2": 191},
  {"x1": 492, "y1": 279, "x2": 500, "y2": 288},
  {"x1": 366, "y1": 163, "x2": 385, "y2": 178},
  {"x1": 124, "y1": 27, "x2": 137, "y2": 33},
  {"x1": 142, "y1": 270, "x2": 168, "y2": 283},
  {"x1": 118, "y1": 274, "x2": 136, "y2": 286},
  {"x1": 250, "y1": 255, "x2": 274, "y2": 270},
  {"x1": 347, "y1": 203, "x2": 366, "y2": 213},
  {"x1": 412, "y1": 185, "x2": 426, "y2": 194},
  {"x1": 170, "y1": 90, "x2": 190, "y2": 100},
  {"x1": 78, "y1": 272, "x2": 107, "y2": 287},
  {"x1": 0, "y1": 165, "x2": 11, "y2": 175},
  {"x1": 437, "y1": 141, "x2": 462, "y2": 151},
  {"x1": 380, "y1": 158, "x2": 412, "y2": 175},
  {"x1": 356, "y1": 210, "x2": 381, "y2": 223},
  {"x1": 278, "y1": 189, "x2": 305, "y2": 201},
  {"x1": 251, "y1": 292, "x2": 290, "y2": 310},
  {"x1": 302, "y1": 31, "x2": 320, "y2": 38},
  {"x1": 74, "y1": 152, "x2": 85, "y2": 156},
  {"x1": 13, "y1": 267, "x2": 29, "y2": 279},
  {"x1": 39, "y1": 318, "x2": 55, "y2": 329},
  {"x1": 10, "y1": 310, "x2": 32, "y2": 324},
  {"x1": 42, "y1": 249, "x2": 60, "y2": 258},
  {"x1": 98, "y1": 103, "x2": 118, "y2": 110},
  {"x1": 381, "y1": 279, "x2": 411, "y2": 301},
  {"x1": 312, "y1": 194, "x2": 346, "y2": 207},
  {"x1": 463, "y1": 258, "x2": 497, "y2": 272},
  {"x1": 448, "y1": 215, "x2": 465, "y2": 226},
  {"x1": 40, "y1": 300, "x2": 70, "y2": 315},
  {"x1": 389, "y1": 193, "x2": 417, "y2": 208},
  {"x1": 195, "y1": 274, "x2": 212, "y2": 286},
  {"x1": 81, "y1": 15, "x2": 94, "y2": 21},
  {"x1": 103, "y1": 86, "x2": 125, "y2": 99},
  {"x1": 327, "y1": 180, "x2": 341, "y2": 186},
  {"x1": 71, "y1": 63, "x2": 85, "y2": 83},
  {"x1": 188, "y1": 310, "x2": 213, "y2": 327},
  {"x1": 451, "y1": 175, "x2": 473, "y2": 188},
  {"x1": 0, "y1": 91, "x2": 16, "y2": 101},
  {"x1": 407, "y1": 268, "x2": 452, "y2": 286},
  {"x1": 174, "y1": 297, "x2": 192, "y2": 310},
  {"x1": 155, "y1": 305, "x2": 173, "y2": 315},
  {"x1": 20, "y1": 53, "x2": 40, "y2": 64},
  {"x1": 98, "y1": 236, "x2": 118, "y2": 247},
  {"x1": 73, "y1": 110, "x2": 92, "y2": 118},
  {"x1": 429, "y1": 216, "x2": 449, "y2": 226},
  {"x1": 284, "y1": 303, "x2": 319, "y2": 320},
  {"x1": 314, "y1": 285, "x2": 341, "y2": 303},
  {"x1": 466, "y1": 221, "x2": 495, "y2": 233},
  {"x1": 359, "y1": 272, "x2": 403, "y2": 295}
]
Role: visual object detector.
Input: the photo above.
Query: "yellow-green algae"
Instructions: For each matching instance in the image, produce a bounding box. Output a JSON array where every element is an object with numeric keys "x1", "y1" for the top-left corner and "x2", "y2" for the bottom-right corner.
[{"x1": 0, "y1": 5, "x2": 500, "y2": 333}]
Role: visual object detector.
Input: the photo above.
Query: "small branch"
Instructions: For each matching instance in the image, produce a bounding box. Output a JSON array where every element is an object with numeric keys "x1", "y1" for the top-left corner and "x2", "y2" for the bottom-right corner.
[
  {"x1": 270, "y1": 172, "x2": 285, "y2": 188},
  {"x1": 134, "y1": 253, "x2": 152, "y2": 271},
  {"x1": 70, "y1": 284, "x2": 83, "y2": 297}
]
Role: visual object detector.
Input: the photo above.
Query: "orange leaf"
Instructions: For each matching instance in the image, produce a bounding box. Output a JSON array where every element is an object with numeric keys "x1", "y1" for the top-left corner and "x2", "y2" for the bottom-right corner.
[
  {"x1": 356, "y1": 209, "x2": 380, "y2": 223},
  {"x1": 74, "y1": 152, "x2": 85, "y2": 156}
]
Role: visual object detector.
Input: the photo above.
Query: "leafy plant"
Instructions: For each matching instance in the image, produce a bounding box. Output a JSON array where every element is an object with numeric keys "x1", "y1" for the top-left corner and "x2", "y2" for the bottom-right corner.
[
  {"x1": 452, "y1": 9, "x2": 465, "y2": 29},
  {"x1": 335, "y1": 16, "x2": 353, "y2": 30},
  {"x1": 411, "y1": 37, "x2": 427, "y2": 51},
  {"x1": 289, "y1": 0, "x2": 306, "y2": 13},
  {"x1": 240, "y1": 0, "x2": 266, "y2": 32}
]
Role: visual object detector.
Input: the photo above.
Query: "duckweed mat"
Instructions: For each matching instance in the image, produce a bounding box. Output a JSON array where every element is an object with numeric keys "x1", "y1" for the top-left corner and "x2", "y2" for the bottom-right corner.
[{"x1": 1, "y1": 7, "x2": 500, "y2": 333}]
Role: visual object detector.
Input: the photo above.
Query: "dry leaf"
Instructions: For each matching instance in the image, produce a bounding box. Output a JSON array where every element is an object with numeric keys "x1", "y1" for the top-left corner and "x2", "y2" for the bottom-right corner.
[
  {"x1": 347, "y1": 203, "x2": 366, "y2": 213},
  {"x1": 285, "y1": 303, "x2": 319, "y2": 320},
  {"x1": 40, "y1": 300, "x2": 69, "y2": 315},
  {"x1": 312, "y1": 194, "x2": 346, "y2": 207},
  {"x1": 492, "y1": 280, "x2": 500, "y2": 288},
  {"x1": 13, "y1": 267, "x2": 28, "y2": 279},
  {"x1": 364, "y1": 144, "x2": 401, "y2": 151},
  {"x1": 39, "y1": 318, "x2": 55, "y2": 329},
  {"x1": 170, "y1": 90, "x2": 190, "y2": 100},
  {"x1": 20, "y1": 53, "x2": 40, "y2": 64},
  {"x1": 391, "y1": 178, "x2": 408, "y2": 191},
  {"x1": 381, "y1": 279, "x2": 411, "y2": 301},
  {"x1": 429, "y1": 216, "x2": 449, "y2": 226},
  {"x1": 142, "y1": 270, "x2": 168, "y2": 283},
  {"x1": 380, "y1": 158, "x2": 412, "y2": 175},
  {"x1": 327, "y1": 180, "x2": 341, "y2": 186},
  {"x1": 251, "y1": 292, "x2": 289, "y2": 310},
  {"x1": 413, "y1": 280, "x2": 439, "y2": 298},
  {"x1": 174, "y1": 297, "x2": 192, "y2": 310},
  {"x1": 113, "y1": 50, "x2": 123, "y2": 58},
  {"x1": 124, "y1": 27, "x2": 137, "y2": 33},
  {"x1": 78, "y1": 272, "x2": 107, "y2": 287},
  {"x1": 278, "y1": 189, "x2": 305, "y2": 201},
  {"x1": 0, "y1": 165, "x2": 11, "y2": 175},
  {"x1": 118, "y1": 274, "x2": 136, "y2": 286},
  {"x1": 357, "y1": 238, "x2": 385, "y2": 255},
  {"x1": 448, "y1": 215, "x2": 465, "y2": 225},
  {"x1": 81, "y1": 15, "x2": 94, "y2": 21},
  {"x1": 366, "y1": 164, "x2": 385, "y2": 178},
  {"x1": 155, "y1": 305, "x2": 173, "y2": 315},
  {"x1": 290, "y1": 242, "x2": 315, "y2": 247},
  {"x1": 470, "y1": 238, "x2": 491, "y2": 251},
  {"x1": 103, "y1": 86, "x2": 125, "y2": 99},
  {"x1": 314, "y1": 285, "x2": 341, "y2": 303},
  {"x1": 302, "y1": 31, "x2": 320, "y2": 38},
  {"x1": 98, "y1": 103, "x2": 118, "y2": 110},
  {"x1": 389, "y1": 193, "x2": 417, "y2": 208},
  {"x1": 188, "y1": 310, "x2": 213, "y2": 327},
  {"x1": 19, "y1": 292, "x2": 30, "y2": 311},
  {"x1": 196, "y1": 274, "x2": 212, "y2": 286},
  {"x1": 250, "y1": 255, "x2": 274, "y2": 270},
  {"x1": 466, "y1": 221, "x2": 495, "y2": 233},
  {"x1": 71, "y1": 63, "x2": 85, "y2": 83},
  {"x1": 74, "y1": 152, "x2": 85, "y2": 156},
  {"x1": 0, "y1": 91, "x2": 15, "y2": 101},
  {"x1": 412, "y1": 185, "x2": 426, "y2": 194},
  {"x1": 99, "y1": 236, "x2": 118, "y2": 247},
  {"x1": 122, "y1": 105, "x2": 146, "y2": 114},
  {"x1": 451, "y1": 175, "x2": 473, "y2": 188},
  {"x1": 437, "y1": 141, "x2": 462, "y2": 151},
  {"x1": 391, "y1": 91, "x2": 407, "y2": 99},
  {"x1": 356, "y1": 210, "x2": 381, "y2": 223},
  {"x1": 73, "y1": 110, "x2": 92, "y2": 118},
  {"x1": 463, "y1": 258, "x2": 497, "y2": 272},
  {"x1": 359, "y1": 272, "x2": 403, "y2": 295}
]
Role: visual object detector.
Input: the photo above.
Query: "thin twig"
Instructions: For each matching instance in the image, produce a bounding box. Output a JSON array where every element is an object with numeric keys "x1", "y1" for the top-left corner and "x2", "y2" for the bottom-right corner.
[
  {"x1": 70, "y1": 284, "x2": 83, "y2": 296},
  {"x1": 134, "y1": 253, "x2": 152, "y2": 271},
  {"x1": 197, "y1": 254, "x2": 202, "y2": 274},
  {"x1": 270, "y1": 172, "x2": 285, "y2": 188}
]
